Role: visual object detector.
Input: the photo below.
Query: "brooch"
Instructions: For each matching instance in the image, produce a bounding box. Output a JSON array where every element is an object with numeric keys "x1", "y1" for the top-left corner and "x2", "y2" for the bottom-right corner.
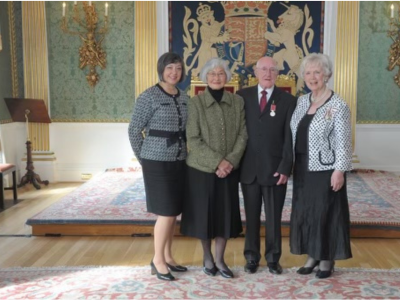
[{"x1": 325, "y1": 107, "x2": 338, "y2": 120}]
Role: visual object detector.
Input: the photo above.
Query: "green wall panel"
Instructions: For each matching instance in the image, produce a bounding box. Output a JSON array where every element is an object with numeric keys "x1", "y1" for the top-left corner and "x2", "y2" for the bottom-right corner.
[
  {"x1": 0, "y1": 2, "x2": 24, "y2": 122},
  {"x1": 0, "y1": 2, "x2": 12, "y2": 121},
  {"x1": 358, "y1": 2, "x2": 400, "y2": 123},
  {"x1": 46, "y1": 1, "x2": 135, "y2": 122}
]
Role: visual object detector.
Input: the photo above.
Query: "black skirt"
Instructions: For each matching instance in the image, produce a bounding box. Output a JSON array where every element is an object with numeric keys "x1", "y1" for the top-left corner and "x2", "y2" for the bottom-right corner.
[
  {"x1": 141, "y1": 159, "x2": 186, "y2": 217},
  {"x1": 289, "y1": 154, "x2": 352, "y2": 260},
  {"x1": 180, "y1": 166, "x2": 243, "y2": 240}
]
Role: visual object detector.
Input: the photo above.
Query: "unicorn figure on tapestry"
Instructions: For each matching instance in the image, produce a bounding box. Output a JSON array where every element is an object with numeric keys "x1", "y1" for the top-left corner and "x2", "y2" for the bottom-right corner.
[
  {"x1": 264, "y1": 3, "x2": 314, "y2": 92},
  {"x1": 182, "y1": 3, "x2": 230, "y2": 76}
]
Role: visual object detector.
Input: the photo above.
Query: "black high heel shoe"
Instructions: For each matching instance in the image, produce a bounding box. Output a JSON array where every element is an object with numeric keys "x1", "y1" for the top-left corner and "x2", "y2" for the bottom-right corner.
[
  {"x1": 297, "y1": 260, "x2": 320, "y2": 275},
  {"x1": 150, "y1": 260, "x2": 175, "y2": 281},
  {"x1": 166, "y1": 263, "x2": 188, "y2": 272},
  {"x1": 203, "y1": 262, "x2": 218, "y2": 276},
  {"x1": 316, "y1": 261, "x2": 335, "y2": 279}
]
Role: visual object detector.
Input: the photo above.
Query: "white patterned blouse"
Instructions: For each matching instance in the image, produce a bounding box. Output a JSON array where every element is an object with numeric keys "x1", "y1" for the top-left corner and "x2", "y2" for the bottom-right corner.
[{"x1": 290, "y1": 92, "x2": 353, "y2": 172}]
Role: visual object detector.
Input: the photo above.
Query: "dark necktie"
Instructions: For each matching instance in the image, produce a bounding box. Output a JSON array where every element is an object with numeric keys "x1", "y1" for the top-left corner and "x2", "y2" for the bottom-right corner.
[{"x1": 260, "y1": 90, "x2": 267, "y2": 112}]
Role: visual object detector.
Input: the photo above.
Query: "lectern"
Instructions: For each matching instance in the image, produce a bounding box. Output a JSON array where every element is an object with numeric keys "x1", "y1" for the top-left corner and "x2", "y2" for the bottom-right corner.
[{"x1": 4, "y1": 98, "x2": 51, "y2": 189}]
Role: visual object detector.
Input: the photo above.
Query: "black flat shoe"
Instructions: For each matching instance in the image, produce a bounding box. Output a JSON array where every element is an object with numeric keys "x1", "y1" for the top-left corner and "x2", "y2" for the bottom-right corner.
[
  {"x1": 316, "y1": 261, "x2": 335, "y2": 279},
  {"x1": 218, "y1": 267, "x2": 234, "y2": 279},
  {"x1": 150, "y1": 260, "x2": 175, "y2": 281},
  {"x1": 297, "y1": 261, "x2": 320, "y2": 275},
  {"x1": 166, "y1": 263, "x2": 188, "y2": 272},
  {"x1": 203, "y1": 263, "x2": 218, "y2": 276}
]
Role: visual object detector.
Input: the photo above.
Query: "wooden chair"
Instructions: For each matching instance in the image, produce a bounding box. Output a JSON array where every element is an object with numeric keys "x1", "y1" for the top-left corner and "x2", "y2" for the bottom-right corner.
[
  {"x1": 244, "y1": 74, "x2": 297, "y2": 96},
  {"x1": 189, "y1": 74, "x2": 241, "y2": 97},
  {"x1": 0, "y1": 164, "x2": 18, "y2": 209}
]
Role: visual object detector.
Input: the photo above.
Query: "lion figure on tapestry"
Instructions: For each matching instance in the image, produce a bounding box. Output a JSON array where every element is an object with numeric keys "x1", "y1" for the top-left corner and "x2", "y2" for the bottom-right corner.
[{"x1": 182, "y1": 3, "x2": 229, "y2": 77}]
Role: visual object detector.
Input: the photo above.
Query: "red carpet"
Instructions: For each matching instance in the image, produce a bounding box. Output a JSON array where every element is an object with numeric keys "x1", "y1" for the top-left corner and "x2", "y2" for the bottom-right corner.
[
  {"x1": 26, "y1": 169, "x2": 400, "y2": 233},
  {"x1": 1, "y1": 266, "x2": 400, "y2": 299}
]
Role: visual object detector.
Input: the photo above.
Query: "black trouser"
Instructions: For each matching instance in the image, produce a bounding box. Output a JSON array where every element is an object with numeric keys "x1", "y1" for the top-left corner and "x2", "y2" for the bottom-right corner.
[{"x1": 241, "y1": 181, "x2": 287, "y2": 263}]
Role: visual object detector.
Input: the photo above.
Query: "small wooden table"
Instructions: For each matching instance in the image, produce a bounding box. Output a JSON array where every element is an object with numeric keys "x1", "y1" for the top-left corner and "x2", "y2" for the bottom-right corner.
[{"x1": 0, "y1": 164, "x2": 18, "y2": 209}]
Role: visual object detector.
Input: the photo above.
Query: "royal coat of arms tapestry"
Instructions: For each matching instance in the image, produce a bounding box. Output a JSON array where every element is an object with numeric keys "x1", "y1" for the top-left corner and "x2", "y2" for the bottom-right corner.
[{"x1": 170, "y1": 1, "x2": 324, "y2": 94}]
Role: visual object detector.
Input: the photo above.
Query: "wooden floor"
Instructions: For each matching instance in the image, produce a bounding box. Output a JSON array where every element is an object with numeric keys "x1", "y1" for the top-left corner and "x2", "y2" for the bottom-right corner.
[{"x1": 1, "y1": 183, "x2": 400, "y2": 269}]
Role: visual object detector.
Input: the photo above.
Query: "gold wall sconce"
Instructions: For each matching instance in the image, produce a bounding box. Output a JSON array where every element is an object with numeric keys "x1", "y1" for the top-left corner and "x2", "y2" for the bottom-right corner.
[
  {"x1": 388, "y1": 2, "x2": 400, "y2": 87},
  {"x1": 61, "y1": 1, "x2": 109, "y2": 88}
]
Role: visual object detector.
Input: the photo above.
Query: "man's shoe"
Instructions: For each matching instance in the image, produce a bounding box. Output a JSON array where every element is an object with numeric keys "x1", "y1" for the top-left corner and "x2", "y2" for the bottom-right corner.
[
  {"x1": 267, "y1": 262, "x2": 283, "y2": 275},
  {"x1": 244, "y1": 260, "x2": 259, "y2": 274}
]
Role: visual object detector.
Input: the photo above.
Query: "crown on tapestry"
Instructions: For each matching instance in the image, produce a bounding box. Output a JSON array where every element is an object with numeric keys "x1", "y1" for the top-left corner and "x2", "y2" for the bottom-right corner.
[
  {"x1": 196, "y1": 3, "x2": 212, "y2": 17},
  {"x1": 221, "y1": 1, "x2": 271, "y2": 17}
]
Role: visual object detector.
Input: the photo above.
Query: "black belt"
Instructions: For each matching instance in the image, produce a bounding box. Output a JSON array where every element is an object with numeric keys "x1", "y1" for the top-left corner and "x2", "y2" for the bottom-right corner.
[{"x1": 148, "y1": 129, "x2": 186, "y2": 148}]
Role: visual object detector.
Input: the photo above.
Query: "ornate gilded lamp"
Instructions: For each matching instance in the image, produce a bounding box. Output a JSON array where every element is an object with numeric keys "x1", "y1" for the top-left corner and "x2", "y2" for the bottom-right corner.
[
  {"x1": 388, "y1": 2, "x2": 400, "y2": 87},
  {"x1": 61, "y1": 1, "x2": 109, "y2": 88}
]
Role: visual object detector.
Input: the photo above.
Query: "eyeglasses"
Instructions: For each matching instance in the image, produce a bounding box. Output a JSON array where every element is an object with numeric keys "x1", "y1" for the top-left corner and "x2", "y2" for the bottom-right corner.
[
  {"x1": 207, "y1": 72, "x2": 226, "y2": 78},
  {"x1": 256, "y1": 67, "x2": 278, "y2": 74}
]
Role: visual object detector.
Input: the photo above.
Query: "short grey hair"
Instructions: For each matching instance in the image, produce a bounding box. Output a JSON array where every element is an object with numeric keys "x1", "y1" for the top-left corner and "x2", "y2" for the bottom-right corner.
[
  {"x1": 299, "y1": 53, "x2": 333, "y2": 80},
  {"x1": 255, "y1": 56, "x2": 279, "y2": 69},
  {"x1": 199, "y1": 57, "x2": 232, "y2": 83}
]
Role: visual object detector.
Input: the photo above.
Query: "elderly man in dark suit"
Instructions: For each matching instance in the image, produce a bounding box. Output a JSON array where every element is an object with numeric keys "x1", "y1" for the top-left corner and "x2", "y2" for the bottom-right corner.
[{"x1": 237, "y1": 56, "x2": 297, "y2": 275}]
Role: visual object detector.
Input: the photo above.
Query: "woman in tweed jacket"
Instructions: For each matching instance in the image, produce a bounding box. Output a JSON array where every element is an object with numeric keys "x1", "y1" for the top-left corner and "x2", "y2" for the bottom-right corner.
[
  {"x1": 128, "y1": 52, "x2": 189, "y2": 281},
  {"x1": 290, "y1": 53, "x2": 353, "y2": 279},
  {"x1": 180, "y1": 58, "x2": 248, "y2": 279}
]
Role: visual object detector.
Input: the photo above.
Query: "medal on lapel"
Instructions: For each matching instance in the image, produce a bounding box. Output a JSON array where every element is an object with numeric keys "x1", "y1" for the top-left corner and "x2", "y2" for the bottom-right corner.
[{"x1": 270, "y1": 101, "x2": 276, "y2": 117}]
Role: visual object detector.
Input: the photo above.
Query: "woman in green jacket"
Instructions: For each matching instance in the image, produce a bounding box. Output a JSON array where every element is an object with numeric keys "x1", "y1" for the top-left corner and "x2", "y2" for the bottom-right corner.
[{"x1": 180, "y1": 57, "x2": 248, "y2": 279}]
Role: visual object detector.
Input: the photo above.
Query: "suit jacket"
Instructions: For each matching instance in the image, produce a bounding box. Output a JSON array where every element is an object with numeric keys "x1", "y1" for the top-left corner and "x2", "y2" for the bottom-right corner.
[
  {"x1": 128, "y1": 84, "x2": 188, "y2": 164},
  {"x1": 186, "y1": 88, "x2": 248, "y2": 173},
  {"x1": 237, "y1": 85, "x2": 296, "y2": 186}
]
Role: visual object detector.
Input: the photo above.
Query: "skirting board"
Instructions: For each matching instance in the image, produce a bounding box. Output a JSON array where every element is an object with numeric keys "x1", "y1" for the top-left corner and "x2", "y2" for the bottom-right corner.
[{"x1": 30, "y1": 224, "x2": 400, "y2": 238}]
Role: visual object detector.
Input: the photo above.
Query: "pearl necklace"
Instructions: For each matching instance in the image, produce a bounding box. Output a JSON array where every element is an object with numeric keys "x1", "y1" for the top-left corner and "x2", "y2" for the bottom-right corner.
[{"x1": 311, "y1": 87, "x2": 328, "y2": 103}]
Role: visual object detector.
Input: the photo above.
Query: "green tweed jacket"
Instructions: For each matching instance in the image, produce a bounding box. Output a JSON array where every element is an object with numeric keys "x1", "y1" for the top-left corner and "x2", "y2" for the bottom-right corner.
[{"x1": 186, "y1": 88, "x2": 248, "y2": 173}]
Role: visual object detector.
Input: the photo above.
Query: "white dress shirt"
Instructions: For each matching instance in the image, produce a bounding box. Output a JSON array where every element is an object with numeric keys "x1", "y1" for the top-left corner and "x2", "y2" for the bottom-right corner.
[{"x1": 257, "y1": 85, "x2": 274, "y2": 104}]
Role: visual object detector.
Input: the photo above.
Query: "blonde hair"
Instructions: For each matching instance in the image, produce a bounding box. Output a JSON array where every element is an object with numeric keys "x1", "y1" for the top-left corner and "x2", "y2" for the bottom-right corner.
[{"x1": 299, "y1": 53, "x2": 333, "y2": 80}]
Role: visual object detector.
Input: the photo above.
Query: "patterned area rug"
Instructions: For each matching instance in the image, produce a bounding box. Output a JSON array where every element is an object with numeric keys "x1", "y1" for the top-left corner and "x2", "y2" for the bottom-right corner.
[
  {"x1": 26, "y1": 169, "x2": 400, "y2": 229},
  {"x1": 1, "y1": 266, "x2": 400, "y2": 299}
]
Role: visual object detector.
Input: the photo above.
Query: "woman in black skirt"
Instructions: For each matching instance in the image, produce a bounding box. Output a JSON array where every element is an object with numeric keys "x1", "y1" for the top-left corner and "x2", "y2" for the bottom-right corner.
[
  {"x1": 290, "y1": 53, "x2": 353, "y2": 279},
  {"x1": 128, "y1": 52, "x2": 188, "y2": 281},
  {"x1": 180, "y1": 58, "x2": 247, "y2": 278}
]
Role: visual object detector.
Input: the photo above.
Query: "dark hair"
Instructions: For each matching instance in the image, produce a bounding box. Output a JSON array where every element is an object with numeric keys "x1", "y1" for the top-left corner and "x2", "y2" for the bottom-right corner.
[{"x1": 157, "y1": 52, "x2": 185, "y2": 83}]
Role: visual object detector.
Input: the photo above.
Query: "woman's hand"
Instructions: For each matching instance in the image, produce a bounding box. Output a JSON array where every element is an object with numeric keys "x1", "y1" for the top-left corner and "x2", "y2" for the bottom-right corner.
[
  {"x1": 215, "y1": 159, "x2": 233, "y2": 178},
  {"x1": 331, "y1": 170, "x2": 344, "y2": 192}
]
